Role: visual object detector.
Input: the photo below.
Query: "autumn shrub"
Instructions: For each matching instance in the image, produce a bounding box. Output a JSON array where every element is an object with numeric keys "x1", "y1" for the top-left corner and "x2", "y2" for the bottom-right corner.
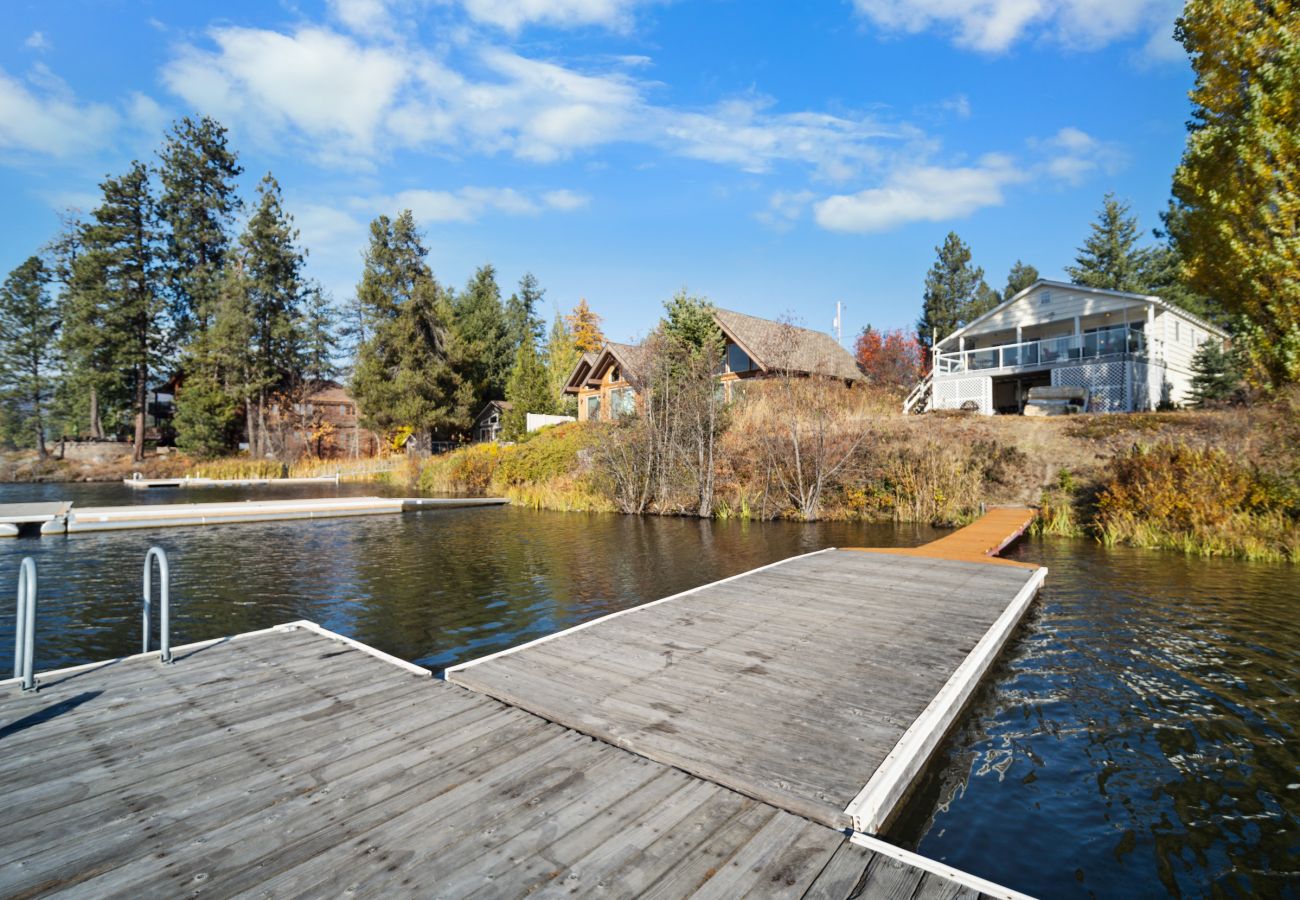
[{"x1": 418, "y1": 442, "x2": 501, "y2": 494}]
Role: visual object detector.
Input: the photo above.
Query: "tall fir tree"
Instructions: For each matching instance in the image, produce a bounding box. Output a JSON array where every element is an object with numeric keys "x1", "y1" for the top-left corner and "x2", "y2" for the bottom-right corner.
[
  {"x1": 156, "y1": 116, "x2": 242, "y2": 341},
  {"x1": 238, "y1": 174, "x2": 306, "y2": 455},
  {"x1": 1003, "y1": 260, "x2": 1040, "y2": 300},
  {"x1": 1066, "y1": 194, "x2": 1148, "y2": 292},
  {"x1": 453, "y1": 264, "x2": 511, "y2": 410},
  {"x1": 505, "y1": 272, "x2": 546, "y2": 351},
  {"x1": 663, "y1": 290, "x2": 724, "y2": 356},
  {"x1": 298, "y1": 281, "x2": 338, "y2": 384},
  {"x1": 567, "y1": 298, "x2": 604, "y2": 353},
  {"x1": 544, "y1": 307, "x2": 580, "y2": 414},
  {"x1": 0, "y1": 257, "x2": 58, "y2": 455},
  {"x1": 917, "y1": 232, "x2": 988, "y2": 363},
  {"x1": 75, "y1": 161, "x2": 167, "y2": 460},
  {"x1": 351, "y1": 212, "x2": 468, "y2": 443},
  {"x1": 1170, "y1": 0, "x2": 1298, "y2": 387},
  {"x1": 502, "y1": 333, "x2": 555, "y2": 440},
  {"x1": 1188, "y1": 340, "x2": 1242, "y2": 406}
]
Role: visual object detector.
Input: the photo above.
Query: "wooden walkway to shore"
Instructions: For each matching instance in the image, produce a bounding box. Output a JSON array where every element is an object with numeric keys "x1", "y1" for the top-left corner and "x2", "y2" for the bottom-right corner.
[{"x1": 0, "y1": 625, "x2": 1021, "y2": 899}]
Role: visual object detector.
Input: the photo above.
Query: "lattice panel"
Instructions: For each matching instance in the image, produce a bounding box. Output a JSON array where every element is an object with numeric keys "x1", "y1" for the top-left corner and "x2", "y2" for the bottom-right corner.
[
  {"x1": 932, "y1": 376, "x2": 992, "y2": 414},
  {"x1": 1052, "y1": 363, "x2": 1127, "y2": 412}
]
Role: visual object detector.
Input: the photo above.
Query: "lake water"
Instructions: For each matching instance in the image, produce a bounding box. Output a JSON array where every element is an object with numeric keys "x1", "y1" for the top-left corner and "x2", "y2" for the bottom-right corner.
[{"x1": 0, "y1": 482, "x2": 1296, "y2": 898}]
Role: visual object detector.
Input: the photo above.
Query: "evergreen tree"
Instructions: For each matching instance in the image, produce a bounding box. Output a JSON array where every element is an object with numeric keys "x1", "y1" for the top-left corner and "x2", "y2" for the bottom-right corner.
[
  {"x1": 917, "y1": 232, "x2": 987, "y2": 362},
  {"x1": 238, "y1": 174, "x2": 306, "y2": 455},
  {"x1": 175, "y1": 263, "x2": 249, "y2": 456},
  {"x1": 544, "y1": 307, "x2": 580, "y2": 414},
  {"x1": 1171, "y1": 0, "x2": 1298, "y2": 387},
  {"x1": 1066, "y1": 194, "x2": 1148, "y2": 292},
  {"x1": 51, "y1": 214, "x2": 120, "y2": 439},
  {"x1": 567, "y1": 298, "x2": 604, "y2": 352},
  {"x1": 299, "y1": 282, "x2": 338, "y2": 384},
  {"x1": 663, "y1": 290, "x2": 724, "y2": 355},
  {"x1": 0, "y1": 257, "x2": 58, "y2": 456},
  {"x1": 1188, "y1": 340, "x2": 1242, "y2": 406},
  {"x1": 76, "y1": 161, "x2": 167, "y2": 460},
  {"x1": 502, "y1": 334, "x2": 555, "y2": 440},
  {"x1": 351, "y1": 212, "x2": 469, "y2": 444},
  {"x1": 453, "y1": 264, "x2": 511, "y2": 408},
  {"x1": 156, "y1": 116, "x2": 242, "y2": 340},
  {"x1": 1003, "y1": 260, "x2": 1040, "y2": 300},
  {"x1": 505, "y1": 272, "x2": 546, "y2": 351}
]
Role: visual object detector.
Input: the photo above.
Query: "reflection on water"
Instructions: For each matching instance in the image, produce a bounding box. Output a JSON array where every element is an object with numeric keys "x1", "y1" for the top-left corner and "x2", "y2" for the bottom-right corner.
[
  {"x1": 892, "y1": 535, "x2": 1300, "y2": 899},
  {"x1": 0, "y1": 483, "x2": 1296, "y2": 898}
]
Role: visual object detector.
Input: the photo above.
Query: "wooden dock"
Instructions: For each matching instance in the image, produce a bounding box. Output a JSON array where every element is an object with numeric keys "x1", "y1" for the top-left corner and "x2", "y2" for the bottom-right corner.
[
  {"x1": 0, "y1": 496, "x2": 508, "y2": 538},
  {"x1": 0, "y1": 624, "x2": 1027, "y2": 898},
  {"x1": 0, "y1": 509, "x2": 1043, "y2": 897},
  {"x1": 124, "y1": 474, "x2": 340, "y2": 489}
]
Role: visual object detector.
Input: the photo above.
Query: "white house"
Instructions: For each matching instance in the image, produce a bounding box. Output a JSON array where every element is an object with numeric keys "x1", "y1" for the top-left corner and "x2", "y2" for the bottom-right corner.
[{"x1": 912, "y1": 280, "x2": 1228, "y2": 415}]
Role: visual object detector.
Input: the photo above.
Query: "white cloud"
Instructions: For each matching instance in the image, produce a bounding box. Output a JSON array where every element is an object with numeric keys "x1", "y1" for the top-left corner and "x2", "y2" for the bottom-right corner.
[
  {"x1": 0, "y1": 66, "x2": 119, "y2": 158},
  {"x1": 162, "y1": 27, "x2": 407, "y2": 161},
  {"x1": 755, "y1": 189, "x2": 815, "y2": 230},
  {"x1": 814, "y1": 155, "x2": 1026, "y2": 233},
  {"x1": 542, "y1": 188, "x2": 590, "y2": 210},
  {"x1": 461, "y1": 0, "x2": 652, "y2": 32},
  {"x1": 851, "y1": 0, "x2": 1182, "y2": 54},
  {"x1": 329, "y1": 0, "x2": 396, "y2": 37},
  {"x1": 24, "y1": 32, "x2": 50, "y2": 51}
]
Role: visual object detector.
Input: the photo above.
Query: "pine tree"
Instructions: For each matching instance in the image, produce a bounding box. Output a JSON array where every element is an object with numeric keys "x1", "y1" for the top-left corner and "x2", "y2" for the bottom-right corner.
[
  {"x1": 567, "y1": 298, "x2": 604, "y2": 353},
  {"x1": 502, "y1": 334, "x2": 555, "y2": 440},
  {"x1": 1171, "y1": 0, "x2": 1298, "y2": 387},
  {"x1": 175, "y1": 263, "x2": 250, "y2": 456},
  {"x1": 917, "y1": 232, "x2": 987, "y2": 362},
  {"x1": 1066, "y1": 194, "x2": 1149, "y2": 292},
  {"x1": 76, "y1": 161, "x2": 168, "y2": 460},
  {"x1": 663, "y1": 290, "x2": 723, "y2": 355},
  {"x1": 238, "y1": 174, "x2": 306, "y2": 455},
  {"x1": 505, "y1": 272, "x2": 546, "y2": 351},
  {"x1": 0, "y1": 257, "x2": 58, "y2": 456},
  {"x1": 156, "y1": 116, "x2": 242, "y2": 340},
  {"x1": 1188, "y1": 340, "x2": 1242, "y2": 406},
  {"x1": 299, "y1": 282, "x2": 338, "y2": 384},
  {"x1": 351, "y1": 212, "x2": 468, "y2": 444},
  {"x1": 453, "y1": 264, "x2": 511, "y2": 408},
  {"x1": 544, "y1": 308, "x2": 580, "y2": 414},
  {"x1": 1003, "y1": 260, "x2": 1040, "y2": 300}
]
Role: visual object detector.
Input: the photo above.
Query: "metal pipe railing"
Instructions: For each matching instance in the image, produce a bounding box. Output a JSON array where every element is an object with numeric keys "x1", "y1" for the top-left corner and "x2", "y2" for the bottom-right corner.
[
  {"x1": 13, "y1": 557, "x2": 36, "y2": 692},
  {"x1": 142, "y1": 547, "x2": 173, "y2": 664}
]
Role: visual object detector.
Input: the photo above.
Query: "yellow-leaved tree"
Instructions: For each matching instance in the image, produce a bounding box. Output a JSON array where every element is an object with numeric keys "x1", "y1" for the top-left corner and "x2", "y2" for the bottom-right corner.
[
  {"x1": 567, "y1": 298, "x2": 605, "y2": 353},
  {"x1": 1171, "y1": 0, "x2": 1299, "y2": 388}
]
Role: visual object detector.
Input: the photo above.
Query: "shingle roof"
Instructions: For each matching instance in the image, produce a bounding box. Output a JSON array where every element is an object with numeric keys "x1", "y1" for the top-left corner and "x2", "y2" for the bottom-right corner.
[
  {"x1": 712, "y1": 308, "x2": 863, "y2": 381},
  {"x1": 603, "y1": 341, "x2": 653, "y2": 381}
]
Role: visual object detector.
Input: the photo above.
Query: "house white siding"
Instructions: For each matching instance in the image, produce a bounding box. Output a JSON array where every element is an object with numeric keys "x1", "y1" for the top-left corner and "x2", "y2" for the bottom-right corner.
[{"x1": 949, "y1": 284, "x2": 1147, "y2": 349}]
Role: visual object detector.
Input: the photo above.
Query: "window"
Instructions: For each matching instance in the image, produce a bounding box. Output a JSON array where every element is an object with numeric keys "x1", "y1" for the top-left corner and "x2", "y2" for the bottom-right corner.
[
  {"x1": 609, "y1": 365, "x2": 620, "y2": 383},
  {"x1": 586, "y1": 395, "x2": 601, "y2": 421},
  {"x1": 726, "y1": 343, "x2": 755, "y2": 374},
  {"x1": 609, "y1": 388, "x2": 635, "y2": 419},
  {"x1": 1174, "y1": 321, "x2": 1181, "y2": 343},
  {"x1": 1039, "y1": 290, "x2": 1052, "y2": 305}
]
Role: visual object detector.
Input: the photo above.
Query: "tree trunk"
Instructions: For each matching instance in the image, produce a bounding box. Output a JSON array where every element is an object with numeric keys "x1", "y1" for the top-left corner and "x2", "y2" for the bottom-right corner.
[
  {"x1": 89, "y1": 386, "x2": 102, "y2": 439},
  {"x1": 133, "y1": 363, "x2": 147, "y2": 462}
]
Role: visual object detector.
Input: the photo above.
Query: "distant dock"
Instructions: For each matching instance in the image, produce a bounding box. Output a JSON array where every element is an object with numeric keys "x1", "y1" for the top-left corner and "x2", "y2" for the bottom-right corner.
[
  {"x1": 124, "y1": 474, "x2": 341, "y2": 489},
  {"x1": 0, "y1": 509, "x2": 1043, "y2": 897},
  {"x1": 0, "y1": 496, "x2": 508, "y2": 538}
]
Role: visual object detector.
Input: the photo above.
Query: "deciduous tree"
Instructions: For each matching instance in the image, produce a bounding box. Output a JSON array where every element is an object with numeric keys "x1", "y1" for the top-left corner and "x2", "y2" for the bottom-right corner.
[
  {"x1": 567, "y1": 298, "x2": 604, "y2": 353},
  {"x1": 853, "y1": 326, "x2": 923, "y2": 389}
]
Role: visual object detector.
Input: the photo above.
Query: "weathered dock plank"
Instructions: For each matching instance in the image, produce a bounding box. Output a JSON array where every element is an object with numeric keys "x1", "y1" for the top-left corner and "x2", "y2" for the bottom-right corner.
[
  {"x1": 0, "y1": 626, "x2": 1021, "y2": 899},
  {"x1": 447, "y1": 540, "x2": 1046, "y2": 834}
]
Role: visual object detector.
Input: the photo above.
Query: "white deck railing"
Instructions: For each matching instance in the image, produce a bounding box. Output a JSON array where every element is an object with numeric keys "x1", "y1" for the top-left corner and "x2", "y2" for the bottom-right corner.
[{"x1": 936, "y1": 325, "x2": 1150, "y2": 375}]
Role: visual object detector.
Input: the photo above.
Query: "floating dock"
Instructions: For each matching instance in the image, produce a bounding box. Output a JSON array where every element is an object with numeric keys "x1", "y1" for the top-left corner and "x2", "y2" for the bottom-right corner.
[
  {"x1": 0, "y1": 496, "x2": 508, "y2": 537},
  {"x1": 0, "y1": 509, "x2": 1044, "y2": 897},
  {"x1": 124, "y1": 474, "x2": 341, "y2": 489}
]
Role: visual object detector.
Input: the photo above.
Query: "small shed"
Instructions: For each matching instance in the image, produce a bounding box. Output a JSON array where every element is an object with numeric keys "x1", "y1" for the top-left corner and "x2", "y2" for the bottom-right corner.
[{"x1": 473, "y1": 400, "x2": 512, "y2": 443}]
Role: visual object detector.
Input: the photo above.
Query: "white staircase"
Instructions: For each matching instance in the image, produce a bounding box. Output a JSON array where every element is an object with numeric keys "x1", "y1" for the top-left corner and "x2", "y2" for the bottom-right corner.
[{"x1": 903, "y1": 373, "x2": 932, "y2": 414}]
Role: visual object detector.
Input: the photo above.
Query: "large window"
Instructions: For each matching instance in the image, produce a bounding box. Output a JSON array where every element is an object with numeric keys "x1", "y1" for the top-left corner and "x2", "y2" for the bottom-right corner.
[
  {"x1": 726, "y1": 343, "x2": 755, "y2": 374},
  {"x1": 609, "y1": 388, "x2": 635, "y2": 419},
  {"x1": 586, "y1": 395, "x2": 601, "y2": 421}
]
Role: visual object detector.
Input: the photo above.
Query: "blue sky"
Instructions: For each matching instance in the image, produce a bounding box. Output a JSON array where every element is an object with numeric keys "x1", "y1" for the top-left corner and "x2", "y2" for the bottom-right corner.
[{"x1": 1, "y1": 0, "x2": 1191, "y2": 345}]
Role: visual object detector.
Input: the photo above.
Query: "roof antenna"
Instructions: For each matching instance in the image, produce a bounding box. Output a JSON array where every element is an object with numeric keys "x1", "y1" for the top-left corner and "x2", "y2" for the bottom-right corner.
[{"x1": 833, "y1": 300, "x2": 845, "y2": 345}]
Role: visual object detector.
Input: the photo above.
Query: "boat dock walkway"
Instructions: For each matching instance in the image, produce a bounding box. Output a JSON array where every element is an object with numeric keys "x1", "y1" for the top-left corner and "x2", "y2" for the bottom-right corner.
[
  {"x1": 0, "y1": 509, "x2": 1044, "y2": 898},
  {"x1": 0, "y1": 496, "x2": 508, "y2": 538},
  {"x1": 124, "y1": 474, "x2": 341, "y2": 489}
]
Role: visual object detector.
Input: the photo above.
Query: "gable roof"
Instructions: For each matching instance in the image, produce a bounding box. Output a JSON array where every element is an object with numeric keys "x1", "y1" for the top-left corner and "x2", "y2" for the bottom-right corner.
[
  {"x1": 473, "y1": 399, "x2": 512, "y2": 422},
  {"x1": 563, "y1": 343, "x2": 651, "y2": 393},
  {"x1": 561, "y1": 352, "x2": 598, "y2": 395},
  {"x1": 937, "y1": 279, "x2": 1228, "y2": 348},
  {"x1": 712, "y1": 308, "x2": 863, "y2": 381}
]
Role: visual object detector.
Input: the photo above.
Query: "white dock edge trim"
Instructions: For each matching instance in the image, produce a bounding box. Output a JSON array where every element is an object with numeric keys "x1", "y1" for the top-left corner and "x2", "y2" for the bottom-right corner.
[
  {"x1": 0, "y1": 619, "x2": 431, "y2": 690},
  {"x1": 444, "y1": 547, "x2": 836, "y2": 677},
  {"x1": 276, "y1": 620, "x2": 432, "y2": 677},
  {"x1": 848, "y1": 833, "x2": 1038, "y2": 900},
  {"x1": 843, "y1": 565, "x2": 1049, "y2": 834}
]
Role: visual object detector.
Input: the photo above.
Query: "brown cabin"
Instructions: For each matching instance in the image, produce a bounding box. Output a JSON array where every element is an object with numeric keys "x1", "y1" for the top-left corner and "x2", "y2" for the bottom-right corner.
[{"x1": 563, "y1": 308, "x2": 863, "y2": 422}]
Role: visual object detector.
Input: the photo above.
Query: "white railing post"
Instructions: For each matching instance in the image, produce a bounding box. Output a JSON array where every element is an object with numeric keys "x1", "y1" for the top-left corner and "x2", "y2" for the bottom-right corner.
[
  {"x1": 13, "y1": 557, "x2": 36, "y2": 692},
  {"x1": 143, "y1": 547, "x2": 173, "y2": 664}
]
